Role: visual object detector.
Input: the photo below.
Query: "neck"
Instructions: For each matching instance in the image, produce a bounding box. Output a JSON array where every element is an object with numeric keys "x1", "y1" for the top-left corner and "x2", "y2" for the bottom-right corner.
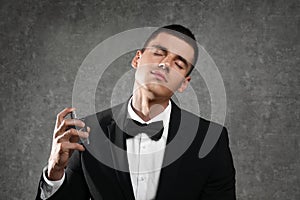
[{"x1": 131, "y1": 85, "x2": 170, "y2": 122}]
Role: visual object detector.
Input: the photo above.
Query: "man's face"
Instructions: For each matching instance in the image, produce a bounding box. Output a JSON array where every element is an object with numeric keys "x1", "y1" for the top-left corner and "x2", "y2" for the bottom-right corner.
[{"x1": 132, "y1": 32, "x2": 195, "y2": 98}]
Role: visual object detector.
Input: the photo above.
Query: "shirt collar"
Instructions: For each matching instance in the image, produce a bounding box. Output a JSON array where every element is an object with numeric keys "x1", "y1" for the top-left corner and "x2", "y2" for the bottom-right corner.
[{"x1": 127, "y1": 97, "x2": 171, "y2": 129}]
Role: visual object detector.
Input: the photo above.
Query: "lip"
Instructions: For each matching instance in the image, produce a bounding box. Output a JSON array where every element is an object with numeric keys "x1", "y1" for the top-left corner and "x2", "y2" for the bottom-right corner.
[{"x1": 150, "y1": 70, "x2": 167, "y2": 82}]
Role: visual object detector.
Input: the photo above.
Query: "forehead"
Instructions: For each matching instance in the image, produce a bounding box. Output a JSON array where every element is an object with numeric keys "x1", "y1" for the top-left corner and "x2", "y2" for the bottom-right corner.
[{"x1": 145, "y1": 32, "x2": 195, "y2": 64}]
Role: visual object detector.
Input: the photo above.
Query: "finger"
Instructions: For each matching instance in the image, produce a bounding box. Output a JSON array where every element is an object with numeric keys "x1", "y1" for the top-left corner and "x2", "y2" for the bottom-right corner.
[
  {"x1": 65, "y1": 118, "x2": 85, "y2": 128},
  {"x1": 57, "y1": 118, "x2": 85, "y2": 133},
  {"x1": 56, "y1": 107, "x2": 76, "y2": 125},
  {"x1": 141, "y1": 95, "x2": 149, "y2": 116},
  {"x1": 60, "y1": 142, "x2": 85, "y2": 152},
  {"x1": 142, "y1": 86, "x2": 155, "y2": 100},
  {"x1": 147, "y1": 91, "x2": 155, "y2": 100},
  {"x1": 57, "y1": 128, "x2": 89, "y2": 142},
  {"x1": 70, "y1": 126, "x2": 90, "y2": 143}
]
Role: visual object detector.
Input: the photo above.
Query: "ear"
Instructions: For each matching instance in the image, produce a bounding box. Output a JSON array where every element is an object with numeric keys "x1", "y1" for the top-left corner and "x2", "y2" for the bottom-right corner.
[
  {"x1": 131, "y1": 50, "x2": 143, "y2": 69},
  {"x1": 177, "y1": 76, "x2": 191, "y2": 93}
]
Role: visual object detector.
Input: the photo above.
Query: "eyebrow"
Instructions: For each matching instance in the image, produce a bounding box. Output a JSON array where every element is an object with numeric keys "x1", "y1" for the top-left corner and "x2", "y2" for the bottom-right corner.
[{"x1": 150, "y1": 44, "x2": 189, "y2": 67}]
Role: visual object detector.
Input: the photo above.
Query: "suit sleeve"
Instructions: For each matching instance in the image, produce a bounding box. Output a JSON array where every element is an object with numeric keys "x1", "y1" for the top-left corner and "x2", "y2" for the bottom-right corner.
[
  {"x1": 200, "y1": 127, "x2": 236, "y2": 200},
  {"x1": 36, "y1": 150, "x2": 90, "y2": 200}
]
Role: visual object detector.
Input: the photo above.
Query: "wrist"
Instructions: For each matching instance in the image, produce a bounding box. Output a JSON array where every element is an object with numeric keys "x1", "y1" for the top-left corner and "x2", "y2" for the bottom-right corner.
[{"x1": 47, "y1": 166, "x2": 64, "y2": 181}]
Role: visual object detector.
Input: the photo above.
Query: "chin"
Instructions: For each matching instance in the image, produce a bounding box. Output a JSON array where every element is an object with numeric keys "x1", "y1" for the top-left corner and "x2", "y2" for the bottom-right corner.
[{"x1": 146, "y1": 83, "x2": 174, "y2": 99}]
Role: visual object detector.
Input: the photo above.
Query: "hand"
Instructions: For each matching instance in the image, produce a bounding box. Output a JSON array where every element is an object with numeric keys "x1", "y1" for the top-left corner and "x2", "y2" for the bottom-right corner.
[
  {"x1": 47, "y1": 107, "x2": 90, "y2": 181},
  {"x1": 132, "y1": 82, "x2": 166, "y2": 120},
  {"x1": 133, "y1": 82, "x2": 155, "y2": 117}
]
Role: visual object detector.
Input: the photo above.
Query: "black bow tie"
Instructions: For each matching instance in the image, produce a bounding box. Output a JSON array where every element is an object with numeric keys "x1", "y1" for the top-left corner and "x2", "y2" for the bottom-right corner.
[{"x1": 124, "y1": 119, "x2": 164, "y2": 141}]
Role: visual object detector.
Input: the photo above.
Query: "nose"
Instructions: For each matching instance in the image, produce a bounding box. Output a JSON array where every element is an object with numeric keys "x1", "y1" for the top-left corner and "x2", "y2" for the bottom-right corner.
[
  {"x1": 158, "y1": 63, "x2": 170, "y2": 73},
  {"x1": 158, "y1": 63, "x2": 167, "y2": 70},
  {"x1": 158, "y1": 55, "x2": 173, "y2": 73}
]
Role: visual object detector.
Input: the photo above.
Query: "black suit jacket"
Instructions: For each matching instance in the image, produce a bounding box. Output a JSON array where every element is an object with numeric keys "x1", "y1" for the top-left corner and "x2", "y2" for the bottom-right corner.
[{"x1": 36, "y1": 101, "x2": 236, "y2": 200}]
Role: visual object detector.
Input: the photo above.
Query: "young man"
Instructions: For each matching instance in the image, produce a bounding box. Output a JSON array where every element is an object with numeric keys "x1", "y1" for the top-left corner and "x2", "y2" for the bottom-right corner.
[{"x1": 36, "y1": 25, "x2": 236, "y2": 200}]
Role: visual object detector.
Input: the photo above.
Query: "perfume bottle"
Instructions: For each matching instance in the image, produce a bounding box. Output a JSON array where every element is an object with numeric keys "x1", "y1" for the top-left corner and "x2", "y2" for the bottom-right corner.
[{"x1": 70, "y1": 110, "x2": 90, "y2": 145}]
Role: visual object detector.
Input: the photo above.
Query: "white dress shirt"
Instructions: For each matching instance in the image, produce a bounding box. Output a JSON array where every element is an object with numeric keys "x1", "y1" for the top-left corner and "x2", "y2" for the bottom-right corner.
[
  {"x1": 41, "y1": 99, "x2": 171, "y2": 200},
  {"x1": 126, "y1": 98, "x2": 171, "y2": 200}
]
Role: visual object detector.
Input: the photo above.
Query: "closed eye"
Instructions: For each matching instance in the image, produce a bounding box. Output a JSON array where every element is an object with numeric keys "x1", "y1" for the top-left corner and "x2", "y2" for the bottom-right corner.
[
  {"x1": 176, "y1": 63, "x2": 183, "y2": 69},
  {"x1": 153, "y1": 52, "x2": 163, "y2": 56},
  {"x1": 149, "y1": 46, "x2": 166, "y2": 56}
]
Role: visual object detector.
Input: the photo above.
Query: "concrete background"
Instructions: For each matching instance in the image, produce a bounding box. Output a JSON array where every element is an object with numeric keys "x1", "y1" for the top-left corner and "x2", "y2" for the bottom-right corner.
[{"x1": 0, "y1": 0, "x2": 299, "y2": 199}]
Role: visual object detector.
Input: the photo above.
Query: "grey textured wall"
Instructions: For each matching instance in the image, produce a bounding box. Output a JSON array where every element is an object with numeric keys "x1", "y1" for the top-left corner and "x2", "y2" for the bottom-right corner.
[{"x1": 0, "y1": 0, "x2": 299, "y2": 199}]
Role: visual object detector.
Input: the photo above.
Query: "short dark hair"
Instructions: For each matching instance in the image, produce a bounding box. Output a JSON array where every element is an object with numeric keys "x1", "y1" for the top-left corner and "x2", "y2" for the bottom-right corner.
[{"x1": 142, "y1": 24, "x2": 198, "y2": 76}]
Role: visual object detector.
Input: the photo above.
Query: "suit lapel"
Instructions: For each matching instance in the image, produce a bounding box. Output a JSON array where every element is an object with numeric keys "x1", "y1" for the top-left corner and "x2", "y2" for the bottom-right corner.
[
  {"x1": 107, "y1": 102, "x2": 135, "y2": 200},
  {"x1": 155, "y1": 101, "x2": 183, "y2": 199},
  {"x1": 155, "y1": 101, "x2": 199, "y2": 199}
]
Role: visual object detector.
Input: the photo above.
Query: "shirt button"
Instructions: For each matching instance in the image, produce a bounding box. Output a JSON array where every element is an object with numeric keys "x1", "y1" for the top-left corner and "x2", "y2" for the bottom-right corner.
[{"x1": 139, "y1": 176, "x2": 145, "y2": 181}]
